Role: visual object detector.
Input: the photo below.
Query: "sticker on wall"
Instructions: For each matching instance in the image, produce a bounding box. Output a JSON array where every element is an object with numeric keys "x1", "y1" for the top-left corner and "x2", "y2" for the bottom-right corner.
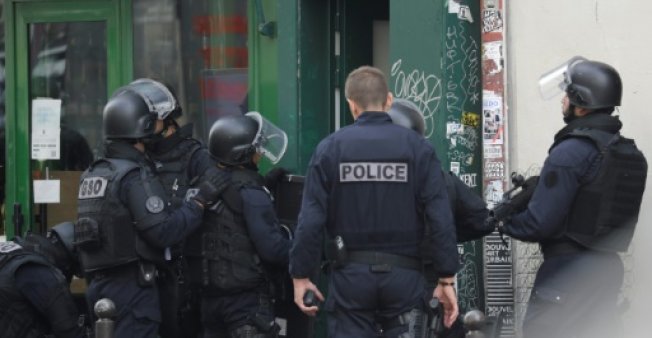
[
  {"x1": 461, "y1": 112, "x2": 481, "y2": 128},
  {"x1": 484, "y1": 180, "x2": 504, "y2": 207},
  {"x1": 483, "y1": 41, "x2": 503, "y2": 75},
  {"x1": 450, "y1": 162, "x2": 461, "y2": 176},
  {"x1": 483, "y1": 9, "x2": 503, "y2": 33},
  {"x1": 484, "y1": 145, "x2": 503, "y2": 159},
  {"x1": 484, "y1": 161, "x2": 505, "y2": 179},
  {"x1": 448, "y1": 0, "x2": 461, "y2": 14},
  {"x1": 483, "y1": 93, "x2": 503, "y2": 145},
  {"x1": 458, "y1": 6, "x2": 474, "y2": 23}
]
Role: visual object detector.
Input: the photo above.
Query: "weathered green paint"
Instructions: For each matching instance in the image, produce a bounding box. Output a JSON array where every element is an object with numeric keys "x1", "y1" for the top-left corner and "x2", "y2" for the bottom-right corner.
[
  {"x1": 4, "y1": 0, "x2": 128, "y2": 237},
  {"x1": 389, "y1": 0, "x2": 484, "y2": 313},
  {"x1": 248, "y1": 0, "x2": 278, "y2": 174}
]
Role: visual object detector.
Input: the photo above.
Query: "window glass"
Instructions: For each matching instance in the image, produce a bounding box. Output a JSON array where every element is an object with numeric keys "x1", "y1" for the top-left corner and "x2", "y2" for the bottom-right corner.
[{"x1": 133, "y1": 0, "x2": 249, "y2": 142}]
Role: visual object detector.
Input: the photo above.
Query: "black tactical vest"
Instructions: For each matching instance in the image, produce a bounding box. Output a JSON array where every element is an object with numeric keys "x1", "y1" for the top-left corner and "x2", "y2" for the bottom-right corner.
[
  {"x1": 76, "y1": 158, "x2": 164, "y2": 272},
  {"x1": 200, "y1": 169, "x2": 267, "y2": 294},
  {"x1": 150, "y1": 139, "x2": 202, "y2": 208},
  {"x1": 0, "y1": 242, "x2": 52, "y2": 338},
  {"x1": 557, "y1": 129, "x2": 648, "y2": 252}
]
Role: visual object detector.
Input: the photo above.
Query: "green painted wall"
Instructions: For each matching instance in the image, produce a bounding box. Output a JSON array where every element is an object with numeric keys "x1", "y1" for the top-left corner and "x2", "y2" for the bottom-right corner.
[{"x1": 389, "y1": 0, "x2": 484, "y2": 313}]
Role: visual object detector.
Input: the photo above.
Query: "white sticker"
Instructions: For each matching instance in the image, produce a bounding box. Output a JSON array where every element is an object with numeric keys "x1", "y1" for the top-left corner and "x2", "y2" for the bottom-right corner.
[
  {"x1": 78, "y1": 177, "x2": 108, "y2": 199},
  {"x1": 33, "y1": 180, "x2": 61, "y2": 204},
  {"x1": 484, "y1": 145, "x2": 503, "y2": 159},
  {"x1": 275, "y1": 317, "x2": 288, "y2": 336}
]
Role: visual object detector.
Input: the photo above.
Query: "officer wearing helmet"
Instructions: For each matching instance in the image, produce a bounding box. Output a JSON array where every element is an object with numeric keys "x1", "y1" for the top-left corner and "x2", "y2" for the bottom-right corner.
[
  {"x1": 118, "y1": 78, "x2": 218, "y2": 338},
  {"x1": 493, "y1": 57, "x2": 648, "y2": 338},
  {"x1": 0, "y1": 222, "x2": 85, "y2": 337},
  {"x1": 389, "y1": 98, "x2": 492, "y2": 243},
  {"x1": 290, "y1": 66, "x2": 459, "y2": 337},
  {"x1": 191, "y1": 112, "x2": 291, "y2": 337},
  {"x1": 75, "y1": 86, "x2": 229, "y2": 338}
]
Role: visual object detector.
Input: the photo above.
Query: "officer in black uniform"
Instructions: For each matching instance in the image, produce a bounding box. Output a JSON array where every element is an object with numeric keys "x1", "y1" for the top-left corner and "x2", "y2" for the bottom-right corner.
[
  {"x1": 118, "y1": 78, "x2": 216, "y2": 338},
  {"x1": 496, "y1": 58, "x2": 648, "y2": 338},
  {"x1": 195, "y1": 112, "x2": 291, "y2": 338},
  {"x1": 0, "y1": 222, "x2": 85, "y2": 338},
  {"x1": 290, "y1": 66, "x2": 460, "y2": 337},
  {"x1": 75, "y1": 87, "x2": 229, "y2": 338},
  {"x1": 389, "y1": 98, "x2": 491, "y2": 243}
]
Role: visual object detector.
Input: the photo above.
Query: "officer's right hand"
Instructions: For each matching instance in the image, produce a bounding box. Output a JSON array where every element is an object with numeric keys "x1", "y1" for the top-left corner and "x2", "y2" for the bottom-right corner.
[
  {"x1": 192, "y1": 168, "x2": 230, "y2": 207},
  {"x1": 434, "y1": 279, "x2": 459, "y2": 328},
  {"x1": 293, "y1": 277, "x2": 324, "y2": 317}
]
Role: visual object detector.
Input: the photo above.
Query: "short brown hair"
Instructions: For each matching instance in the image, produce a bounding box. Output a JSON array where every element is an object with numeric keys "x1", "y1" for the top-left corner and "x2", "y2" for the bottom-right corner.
[{"x1": 344, "y1": 66, "x2": 389, "y2": 110}]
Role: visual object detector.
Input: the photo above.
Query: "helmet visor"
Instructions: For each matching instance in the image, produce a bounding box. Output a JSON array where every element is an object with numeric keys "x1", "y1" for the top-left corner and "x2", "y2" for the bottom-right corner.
[
  {"x1": 538, "y1": 56, "x2": 587, "y2": 100},
  {"x1": 127, "y1": 79, "x2": 178, "y2": 119},
  {"x1": 245, "y1": 112, "x2": 288, "y2": 164}
]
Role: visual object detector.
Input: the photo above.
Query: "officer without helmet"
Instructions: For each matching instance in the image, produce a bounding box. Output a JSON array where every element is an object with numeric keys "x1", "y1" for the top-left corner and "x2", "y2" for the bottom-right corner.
[{"x1": 290, "y1": 66, "x2": 460, "y2": 337}]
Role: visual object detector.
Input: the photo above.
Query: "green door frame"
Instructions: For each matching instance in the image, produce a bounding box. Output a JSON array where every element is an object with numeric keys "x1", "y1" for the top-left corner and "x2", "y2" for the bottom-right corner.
[{"x1": 4, "y1": 0, "x2": 133, "y2": 238}]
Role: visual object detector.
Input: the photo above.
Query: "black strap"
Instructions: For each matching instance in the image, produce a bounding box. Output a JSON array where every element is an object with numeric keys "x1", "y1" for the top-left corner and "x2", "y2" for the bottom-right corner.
[{"x1": 347, "y1": 251, "x2": 422, "y2": 271}]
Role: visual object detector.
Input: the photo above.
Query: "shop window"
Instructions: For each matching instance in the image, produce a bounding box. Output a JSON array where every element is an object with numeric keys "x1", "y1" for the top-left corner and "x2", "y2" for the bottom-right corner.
[{"x1": 133, "y1": 0, "x2": 249, "y2": 142}]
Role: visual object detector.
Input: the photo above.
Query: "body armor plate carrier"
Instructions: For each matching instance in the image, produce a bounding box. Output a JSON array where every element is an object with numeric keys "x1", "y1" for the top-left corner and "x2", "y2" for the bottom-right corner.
[
  {"x1": 201, "y1": 169, "x2": 267, "y2": 294},
  {"x1": 561, "y1": 129, "x2": 648, "y2": 252},
  {"x1": 76, "y1": 158, "x2": 165, "y2": 272}
]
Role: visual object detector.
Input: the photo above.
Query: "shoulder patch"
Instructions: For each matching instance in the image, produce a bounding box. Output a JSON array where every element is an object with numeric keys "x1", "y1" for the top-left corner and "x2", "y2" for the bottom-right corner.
[
  {"x1": 145, "y1": 196, "x2": 165, "y2": 213},
  {"x1": 78, "y1": 177, "x2": 109, "y2": 199},
  {"x1": 0, "y1": 241, "x2": 22, "y2": 253}
]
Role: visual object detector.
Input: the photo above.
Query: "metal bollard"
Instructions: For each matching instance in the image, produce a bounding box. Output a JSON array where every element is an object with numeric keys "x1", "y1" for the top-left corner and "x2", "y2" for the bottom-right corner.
[
  {"x1": 463, "y1": 310, "x2": 486, "y2": 338},
  {"x1": 94, "y1": 298, "x2": 116, "y2": 338}
]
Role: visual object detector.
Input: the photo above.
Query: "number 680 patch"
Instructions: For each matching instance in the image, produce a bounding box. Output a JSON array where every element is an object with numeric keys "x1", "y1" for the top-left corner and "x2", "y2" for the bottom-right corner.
[{"x1": 78, "y1": 177, "x2": 108, "y2": 199}]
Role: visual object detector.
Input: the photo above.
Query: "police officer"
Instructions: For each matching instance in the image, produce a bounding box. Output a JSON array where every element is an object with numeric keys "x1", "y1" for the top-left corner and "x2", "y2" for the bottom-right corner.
[
  {"x1": 388, "y1": 98, "x2": 491, "y2": 243},
  {"x1": 119, "y1": 78, "x2": 216, "y2": 338},
  {"x1": 496, "y1": 58, "x2": 647, "y2": 338},
  {"x1": 290, "y1": 66, "x2": 460, "y2": 337},
  {"x1": 194, "y1": 112, "x2": 291, "y2": 337},
  {"x1": 75, "y1": 87, "x2": 229, "y2": 338},
  {"x1": 0, "y1": 222, "x2": 85, "y2": 338}
]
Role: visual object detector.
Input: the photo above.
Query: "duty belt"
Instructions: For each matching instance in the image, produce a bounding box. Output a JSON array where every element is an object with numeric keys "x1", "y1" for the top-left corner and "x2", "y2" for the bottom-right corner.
[
  {"x1": 347, "y1": 251, "x2": 422, "y2": 272},
  {"x1": 541, "y1": 241, "x2": 588, "y2": 260}
]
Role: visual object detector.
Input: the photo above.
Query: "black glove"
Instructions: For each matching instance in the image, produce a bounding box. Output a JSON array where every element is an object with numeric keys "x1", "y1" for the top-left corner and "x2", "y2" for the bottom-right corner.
[
  {"x1": 192, "y1": 168, "x2": 230, "y2": 206},
  {"x1": 264, "y1": 167, "x2": 290, "y2": 192}
]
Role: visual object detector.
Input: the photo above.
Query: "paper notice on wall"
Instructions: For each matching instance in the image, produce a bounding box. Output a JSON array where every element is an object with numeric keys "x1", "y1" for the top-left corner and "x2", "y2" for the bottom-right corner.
[
  {"x1": 33, "y1": 179, "x2": 61, "y2": 204},
  {"x1": 31, "y1": 98, "x2": 61, "y2": 160},
  {"x1": 483, "y1": 93, "x2": 504, "y2": 145}
]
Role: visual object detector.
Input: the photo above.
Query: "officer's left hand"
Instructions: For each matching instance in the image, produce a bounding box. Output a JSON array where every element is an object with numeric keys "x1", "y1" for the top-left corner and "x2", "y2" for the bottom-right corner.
[
  {"x1": 292, "y1": 277, "x2": 324, "y2": 317},
  {"x1": 193, "y1": 168, "x2": 230, "y2": 206},
  {"x1": 264, "y1": 167, "x2": 290, "y2": 192}
]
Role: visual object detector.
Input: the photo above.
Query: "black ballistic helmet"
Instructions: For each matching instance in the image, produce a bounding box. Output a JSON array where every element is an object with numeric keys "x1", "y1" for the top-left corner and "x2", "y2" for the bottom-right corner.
[
  {"x1": 17, "y1": 222, "x2": 80, "y2": 279},
  {"x1": 566, "y1": 61, "x2": 622, "y2": 109},
  {"x1": 103, "y1": 90, "x2": 157, "y2": 140},
  {"x1": 388, "y1": 98, "x2": 426, "y2": 136},
  {"x1": 208, "y1": 114, "x2": 259, "y2": 165},
  {"x1": 47, "y1": 221, "x2": 81, "y2": 278}
]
